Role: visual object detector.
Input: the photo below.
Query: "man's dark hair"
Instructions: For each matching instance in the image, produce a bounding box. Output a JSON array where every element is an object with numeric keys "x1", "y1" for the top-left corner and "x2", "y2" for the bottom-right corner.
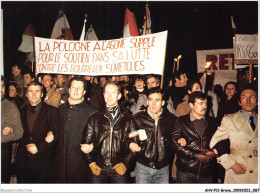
[
  {"x1": 42, "y1": 74, "x2": 54, "y2": 82},
  {"x1": 187, "y1": 79, "x2": 201, "y2": 93},
  {"x1": 146, "y1": 75, "x2": 160, "y2": 83},
  {"x1": 134, "y1": 75, "x2": 145, "y2": 83},
  {"x1": 188, "y1": 91, "x2": 208, "y2": 104},
  {"x1": 69, "y1": 76, "x2": 87, "y2": 90},
  {"x1": 173, "y1": 71, "x2": 186, "y2": 84},
  {"x1": 12, "y1": 63, "x2": 23, "y2": 70},
  {"x1": 146, "y1": 86, "x2": 165, "y2": 100},
  {"x1": 239, "y1": 84, "x2": 257, "y2": 102},
  {"x1": 23, "y1": 71, "x2": 35, "y2": 79},
  {"x1": 27, "y1": 81, "x2": 43, "y2": 93}
]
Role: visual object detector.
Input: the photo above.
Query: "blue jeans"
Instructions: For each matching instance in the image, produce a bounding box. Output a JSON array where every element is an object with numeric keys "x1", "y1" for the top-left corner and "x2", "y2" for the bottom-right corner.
[
  {"x1": 177, "y1": 170, "x2": 213, "y2": 183},
  {"x1": 135, "y1": 162, "x2": 169, "y2": 184},
  {"x1": 91, "y1": 165, "x2": 128, "y2": 183}
]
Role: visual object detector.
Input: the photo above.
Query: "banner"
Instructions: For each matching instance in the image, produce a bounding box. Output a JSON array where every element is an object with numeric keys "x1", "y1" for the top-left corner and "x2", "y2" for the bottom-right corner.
[
  {"x1": 196, "y1": 48, "x2": 236, "y2": 87},
  {"x1": 234, "y1": 34, "x2": 258, "y2": 64},
  {"x1": 34, "y1": 31, "x2": 168, "y2": 76}
]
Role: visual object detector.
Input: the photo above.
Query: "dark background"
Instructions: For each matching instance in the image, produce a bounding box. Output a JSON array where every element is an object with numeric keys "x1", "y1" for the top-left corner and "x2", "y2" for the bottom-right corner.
[{"x1": 1, "y1": 1, "x2": 258, "y2": 83}]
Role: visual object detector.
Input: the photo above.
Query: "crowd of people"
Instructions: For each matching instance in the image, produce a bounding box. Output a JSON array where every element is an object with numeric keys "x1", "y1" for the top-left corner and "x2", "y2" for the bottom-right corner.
[{"x1": 1, "y1": 62, "x2": 258, "y2": 184}]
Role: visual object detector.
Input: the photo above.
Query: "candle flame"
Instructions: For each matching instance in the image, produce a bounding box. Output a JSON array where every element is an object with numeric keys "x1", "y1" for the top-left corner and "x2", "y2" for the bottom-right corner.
[
  {"x1": 178, "y1": 55, "x2": 182, "y2": 59},
  {"x1": 174, "y1": 58, "x2": 178, "y2": 62},
  {"x1": 205, "y1": 61, "x2": 212, "y2": 69}
]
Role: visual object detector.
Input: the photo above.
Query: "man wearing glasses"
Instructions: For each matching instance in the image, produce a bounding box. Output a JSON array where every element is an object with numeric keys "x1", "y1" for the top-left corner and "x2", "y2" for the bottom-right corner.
[{"x1": 210, "y1": 85, "x2": 258, "y2": 184}]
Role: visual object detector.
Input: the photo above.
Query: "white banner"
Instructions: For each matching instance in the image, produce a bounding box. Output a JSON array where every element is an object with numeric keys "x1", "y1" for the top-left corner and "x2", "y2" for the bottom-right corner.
[
  {"x1": 34, "y1": 31, "x2": 168, "y2": 76},
  {"x1": 196, "y1": 48, "x2": 237, "y2": 87}
]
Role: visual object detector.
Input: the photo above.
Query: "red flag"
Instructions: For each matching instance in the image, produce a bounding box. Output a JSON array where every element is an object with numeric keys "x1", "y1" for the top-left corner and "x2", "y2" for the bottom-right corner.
[
  {"x1": 51, "y1": 9, "x2": 73, "y2": 40},
  {"x1": 123, "y1": 8, "x2": 139, "y2": 38}
]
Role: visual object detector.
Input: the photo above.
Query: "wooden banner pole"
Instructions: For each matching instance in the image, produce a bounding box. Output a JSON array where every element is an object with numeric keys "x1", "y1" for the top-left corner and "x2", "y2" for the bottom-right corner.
[{"x1": 249, "y1": 63, "x2": 252, "y2": 84}]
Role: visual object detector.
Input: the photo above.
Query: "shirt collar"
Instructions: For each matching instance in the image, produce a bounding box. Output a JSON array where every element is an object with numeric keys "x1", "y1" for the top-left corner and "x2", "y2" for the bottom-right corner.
[
  {"x1": 241, "y1": 110, "x2": 257, "y2": 123},
  {"x1": 190, "y1": 111, "x2": 205, "y2": 121}
]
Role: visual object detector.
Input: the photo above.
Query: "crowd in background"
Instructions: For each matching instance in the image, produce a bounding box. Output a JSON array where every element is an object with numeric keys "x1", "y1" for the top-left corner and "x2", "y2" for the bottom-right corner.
[{"x1": 1, "y1": 62, "x2": 258, "y2": 184}]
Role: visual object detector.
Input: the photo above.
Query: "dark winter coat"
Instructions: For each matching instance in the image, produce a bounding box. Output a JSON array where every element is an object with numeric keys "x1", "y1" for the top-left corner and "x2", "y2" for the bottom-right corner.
[
  {"x1": 16, "y1": 103, "x2": 59, "y2": 183},
  {"x1": 51, "y1": 100, "x2": 96, "y2": 183}
]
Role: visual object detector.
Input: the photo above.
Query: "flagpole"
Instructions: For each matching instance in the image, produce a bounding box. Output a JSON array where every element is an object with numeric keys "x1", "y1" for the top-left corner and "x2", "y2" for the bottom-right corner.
[
  {"x1": 160, "y1": 32, "x2": 168, "y2": 90},
  {"x1": 249, "y1": 63, "x2": 253, "y2": 83}
]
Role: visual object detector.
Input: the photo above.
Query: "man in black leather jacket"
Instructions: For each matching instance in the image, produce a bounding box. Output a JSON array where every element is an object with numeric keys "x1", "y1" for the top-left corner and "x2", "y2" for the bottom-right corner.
[
  {"x1": 129, "y1": 87, "x2": 176, "y2": 183},
  {"x1": 82, "y1": 81, "x2": 137, "y2": 183},
  {"x1": 171, "y1": 91, "x2": 218, "y2": 183}
]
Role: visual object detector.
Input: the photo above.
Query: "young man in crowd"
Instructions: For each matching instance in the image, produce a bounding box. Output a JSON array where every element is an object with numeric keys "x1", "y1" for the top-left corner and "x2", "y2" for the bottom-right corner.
[
  {"x1": 41, "y1": 74, "x2": 61, "y2": 108},
  {"x1": 129, "y1": 87, "x2": 176, "y2": 183},
  {"x1": 131, "y1": 75, "x2": 175, "y2": 115},
  {"x1": 22, "y1": 71, "x2": 35, "y2": 105},
  {"x1": 210, "y1": 85, "x2": 258, "y2": 184},
  {"x1": 51, "y1": 76, "x2": 96, "y2": 183},
  {"x1": 82, "y1": 81, "x2": 137, "y2": 183},
  {"x1": 16, "y1": 81, "x2": 59, "y2": 183},
  {"x1": 11, "y1": 64, "x2": 24, "y2": 85},
  {"x1": 1, "y1": 77, "x2": 23, "y2": 183}
]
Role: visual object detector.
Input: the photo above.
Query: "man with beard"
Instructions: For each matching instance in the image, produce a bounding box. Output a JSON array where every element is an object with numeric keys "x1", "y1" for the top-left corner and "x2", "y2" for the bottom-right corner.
[
  {"x1": 52, "y1": 76, "x2": 96, "y2": 183},
  {"x1": 1, "y1": 77, "x2": 23, "y2": 183}
]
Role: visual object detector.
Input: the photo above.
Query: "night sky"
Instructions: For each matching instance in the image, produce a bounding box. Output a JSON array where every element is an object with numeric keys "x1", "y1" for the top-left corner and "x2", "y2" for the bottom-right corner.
[{"x1": 1, "y1": 1, "x2": 258, "y2": 83}]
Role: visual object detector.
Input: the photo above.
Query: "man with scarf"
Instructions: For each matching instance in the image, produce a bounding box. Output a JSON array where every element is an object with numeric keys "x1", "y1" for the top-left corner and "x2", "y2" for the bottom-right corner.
[{"x1": 82, "y1": 81, "x2": 137, "y2": 183}]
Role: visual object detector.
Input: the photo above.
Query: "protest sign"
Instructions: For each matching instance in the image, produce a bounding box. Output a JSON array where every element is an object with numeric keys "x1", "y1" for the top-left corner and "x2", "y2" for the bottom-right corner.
[
  {"x1": 196, "y1": 48, "x2": 236, "y2": 87},
  {"x1": 34, "y1": 31, "x2": 168, "y2": 76},
  {"x1": 234, "y1": 34, "x2": 258, "y2": 64}
]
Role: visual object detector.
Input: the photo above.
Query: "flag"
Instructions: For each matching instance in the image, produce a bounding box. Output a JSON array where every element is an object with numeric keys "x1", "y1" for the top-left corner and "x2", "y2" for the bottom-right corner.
[
  {"x1": 141, "y1": 3, "x2": 152, "y2": 35},
  {"x1": 51, "y1": 9, "x2": 73, "y2": 40},
  {"x1": 123, "y1": 8, "x2": 139, "y2": 38},
  {"x1": 18, "y1": 24, "x2": 35, "y2": 63},
  {"x1": 231, "y1": 15, "x2": 237, "y2": 35},
  {"x1": 79, "y1": 18, "x2": 98, "y2": 41}
]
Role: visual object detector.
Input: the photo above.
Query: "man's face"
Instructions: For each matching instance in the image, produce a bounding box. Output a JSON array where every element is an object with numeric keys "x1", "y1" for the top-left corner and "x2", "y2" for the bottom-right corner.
[
  {"x1": 26, "y1": 85, "x2": 43, "y2": 106},
  {"x1": 135, "y1": 79, "x2": 145, "y2": 89},
  {"x1": 9, "y1": 85, "x2": 17, "y2": 97},
  {"x1": 190, "y1": 98, "x2": 207, "y2": 117},
  {"x1": 1, "y1": 80, "x2": 5, "y2": 100},
  {"x1": 42, "y1": 75, "x2": 53, "y2": 90},
  {"x1": 99, "y1": 77, "x2": 107, "y2": 87},
  {"x1": 147, "y1": 93, "x2": 165, "y2": 114},
  {"x1": 147, "y1": 77, "x2": 159, "y2": 89},
  {"x1": 119, "y1": 76, "x2": 129, "y2": 82},
  {"x1": 239, "y1": 89, "x2": 257, "y2": 114},
  {"x1": 225, "y1": 83, "x2": 236, "y2": 98},
  {"x1": 57, "y1": 75, "x2": 65, "y2": 86},
  {"x1": 12, "y1": 65, "x2": 21, "y2": 76},
  {"x1": 69, "y1": 80, "x2": 85, "y2": 102},
  {"x1": 176, "y1": 73, "x2": 188, "y2": 87},
  {"x1": 23, "y1": 74, "x2": 33, "y2": 86},
  {"x1": 104, "y1": 84, "x2": 121, "y2": 107}
]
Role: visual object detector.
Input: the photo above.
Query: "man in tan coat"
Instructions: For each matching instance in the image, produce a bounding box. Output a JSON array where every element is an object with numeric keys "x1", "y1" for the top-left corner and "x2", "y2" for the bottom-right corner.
[
  {"x1": 210, "y1": 86, "x2": 258, "y2": 184},
  {"x1": 42, "y1": 74, "x2": 61, "y2": 108}
]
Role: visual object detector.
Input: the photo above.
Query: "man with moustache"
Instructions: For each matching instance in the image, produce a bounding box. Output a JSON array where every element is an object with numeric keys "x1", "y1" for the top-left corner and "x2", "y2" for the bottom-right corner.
[
  {"x1": 210, "y1": 85, "x2": 258, "y2": 184},
  {"x1": 82, "y1": 81, "x2": 137, "y2": 183},
  {"x1": 52, "y1": 76, "x2": 96, "y2": 183},
  {"x1": 171, "y1": 91, "x2": 218, "y2": 183}
]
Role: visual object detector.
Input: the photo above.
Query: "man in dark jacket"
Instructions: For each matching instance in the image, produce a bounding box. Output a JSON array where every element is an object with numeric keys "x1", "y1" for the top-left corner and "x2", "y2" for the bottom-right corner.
[
  {"x1": 82, "y1": 81, "x2": 137, "y2": 183},
  {"x1": 16, "y1": 81, "x2": 59, "y2": 183},
  {"x1": 171, "y1": 91, "x2": 218, "y2": 183},
  {"x1": 129, "y1": 87, "x2": 176, "y2": 183},
  {"x1": 51, "y1": 76, "x2": 96, "y2": 183}
]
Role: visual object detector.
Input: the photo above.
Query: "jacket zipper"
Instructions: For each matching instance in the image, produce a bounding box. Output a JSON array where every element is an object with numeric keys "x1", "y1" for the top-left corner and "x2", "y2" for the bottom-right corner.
[
  {"x1": 190, "y1": 123, "x2": 202, "y2": 179},
  {"x1": 154, "y1": 117, "x2": 161, "y2": 166},
  {"x1": 192, "y1": 119, "x2": 209, "y2": 179},
  {"x1": 104, "y1": 114, "x2": 122, "y2": 163}
]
